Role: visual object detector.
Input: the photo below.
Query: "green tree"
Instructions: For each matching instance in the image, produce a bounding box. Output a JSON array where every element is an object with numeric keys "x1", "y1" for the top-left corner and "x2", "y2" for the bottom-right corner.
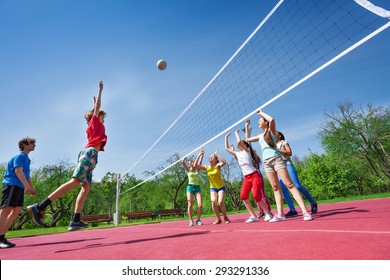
[
  {"x1": 221, "y1": 158, "x2": 243, "y2": 210},
  {"x1": 32, "y1": 160, "x2": 77, "y2": 227},
  {"x1": 319, "y1": 102, "x2": 390, "y2": 187}
]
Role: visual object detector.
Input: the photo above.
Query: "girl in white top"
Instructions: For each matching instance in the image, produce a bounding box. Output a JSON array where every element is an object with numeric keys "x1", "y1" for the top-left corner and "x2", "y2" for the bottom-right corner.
[
  {"x1": 245, "y1": 110, "x2": 312, "y2": 222},
  {"x1": 225, "y1": 130, "x2": 273, "y2": 223}
]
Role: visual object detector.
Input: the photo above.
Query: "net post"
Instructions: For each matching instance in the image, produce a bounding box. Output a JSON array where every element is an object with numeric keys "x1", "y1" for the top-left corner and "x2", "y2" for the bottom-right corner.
[{"x1": 114, "y1": 173, "x2": 121, "y2": 226}]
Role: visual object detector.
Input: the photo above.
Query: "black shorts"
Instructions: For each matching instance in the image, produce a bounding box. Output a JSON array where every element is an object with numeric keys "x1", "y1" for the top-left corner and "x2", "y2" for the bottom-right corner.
[{"x1": 1, "y1": 185, "x2": 24, "y2": 208}]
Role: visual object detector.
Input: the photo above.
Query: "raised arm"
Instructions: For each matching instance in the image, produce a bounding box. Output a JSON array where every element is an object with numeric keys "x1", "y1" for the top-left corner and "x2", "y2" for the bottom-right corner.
[
  {"x1": 234, "y1": 129, "x2": 241, "y2": 143},
  {"x1": 93, "y1": 80, "x2": 104, "y2": 117},
  {"x1": 181, "y1": 157, "x2": 189, "y2": 172},
  {"x1": 225, "y1": 132, "x2": 237, "y2": 159},
  {"x1": 257, "y1": 109, "x2": 276, "y2": 134},
  {"x1": 195, "y1": 148, "x2": 205, "y2": 166},
  {"x1": 215, "y1": 150, "x2": 226, "y2": 168},
  {"x1": 195, "y1": 148, "x2": 207, "y2": 171},
  {"x1": 245, "y1": 119, "x2": 260, "y2": 142}
]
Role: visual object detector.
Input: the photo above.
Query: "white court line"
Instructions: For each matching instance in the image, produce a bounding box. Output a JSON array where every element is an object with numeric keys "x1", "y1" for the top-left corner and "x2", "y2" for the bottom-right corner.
[{"x1": 128, "y1": 225, "x2": 390, "y2": 235}]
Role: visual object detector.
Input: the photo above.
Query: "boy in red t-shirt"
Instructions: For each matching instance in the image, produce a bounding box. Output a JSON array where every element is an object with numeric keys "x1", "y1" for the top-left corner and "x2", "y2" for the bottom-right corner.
[{"x1": 27, "y1": 81, "x2": 107, "y2": 231}]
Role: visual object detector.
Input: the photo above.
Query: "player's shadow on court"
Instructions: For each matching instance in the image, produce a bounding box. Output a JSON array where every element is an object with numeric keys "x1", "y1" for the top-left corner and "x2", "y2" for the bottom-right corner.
[
  {"x1": 21, "y1": 237, "x2": 105, "y2": 247},
  {"x1": 313, "y1": 207, "x2": 369, "y2": 219},
  {"x1": 54, "y1": 231, "x2": 209, "y2": 254}
]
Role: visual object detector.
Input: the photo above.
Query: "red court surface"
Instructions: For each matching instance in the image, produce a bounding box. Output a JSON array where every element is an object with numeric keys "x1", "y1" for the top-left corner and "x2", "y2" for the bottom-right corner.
[{"x1": 1, "y1": 198, "x2": 389, "y2": 260}]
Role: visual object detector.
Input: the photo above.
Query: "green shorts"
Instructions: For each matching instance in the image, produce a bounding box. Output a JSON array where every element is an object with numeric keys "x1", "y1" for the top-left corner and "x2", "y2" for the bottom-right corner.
[
  {"x1": 187, "y1": 184, "x2": 201, "y2": 195},
  {"x1": 72, "y1": 147, "x2": 98, "y2": 184}
]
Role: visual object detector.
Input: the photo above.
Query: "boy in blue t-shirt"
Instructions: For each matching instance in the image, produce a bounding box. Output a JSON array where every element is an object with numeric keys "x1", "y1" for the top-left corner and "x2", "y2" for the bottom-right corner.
[{"x1": 0, "y1": 137, "x2": 37, "y2": 249}]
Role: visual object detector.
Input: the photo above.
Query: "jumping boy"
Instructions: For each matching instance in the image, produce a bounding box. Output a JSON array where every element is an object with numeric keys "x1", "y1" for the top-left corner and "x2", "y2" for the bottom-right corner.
[{"x1": 27, "y1": 80, "x2": 107, "y2": 231}]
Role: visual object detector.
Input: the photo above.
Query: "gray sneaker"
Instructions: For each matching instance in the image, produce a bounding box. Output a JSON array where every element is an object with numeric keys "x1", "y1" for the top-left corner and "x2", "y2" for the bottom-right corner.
[
  {"x1": 68, "y1": 220, "x2": 89, "y2": 231},
  {"x1": 196, "y1": 219, "x2": 203, "y2": 226},
  {"x1": 26, "y1": 204, "x2": 45, "y2": 227}
]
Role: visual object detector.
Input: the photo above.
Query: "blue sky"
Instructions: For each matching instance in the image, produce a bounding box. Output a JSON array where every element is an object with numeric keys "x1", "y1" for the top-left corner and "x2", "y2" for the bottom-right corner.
[{"x1": 1, "y1": 0, "x2": 389, "y2": 181}]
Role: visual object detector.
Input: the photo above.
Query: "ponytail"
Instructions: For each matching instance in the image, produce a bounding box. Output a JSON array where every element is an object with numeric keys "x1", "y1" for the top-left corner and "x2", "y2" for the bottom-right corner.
[{"x1": 243, "y1": 141, "x2": 261, "y2": 170}]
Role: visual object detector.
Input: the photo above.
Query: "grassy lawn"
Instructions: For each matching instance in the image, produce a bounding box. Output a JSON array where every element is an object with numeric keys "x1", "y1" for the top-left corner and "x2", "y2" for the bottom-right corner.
[{"x1": 6, "y1": 192, "x2": 390, "y2": 239}]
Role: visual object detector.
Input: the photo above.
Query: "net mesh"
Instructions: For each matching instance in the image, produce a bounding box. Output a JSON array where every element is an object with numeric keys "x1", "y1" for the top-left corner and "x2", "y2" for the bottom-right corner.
[{"x1": 122, "y1": 0, "x2": 389, "y2": 188}]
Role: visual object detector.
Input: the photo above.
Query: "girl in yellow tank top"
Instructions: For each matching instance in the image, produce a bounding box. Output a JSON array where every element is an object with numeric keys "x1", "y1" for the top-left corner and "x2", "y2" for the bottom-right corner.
[{"x1": 197, "y1": 150, "x2": 230, "y2": 225}]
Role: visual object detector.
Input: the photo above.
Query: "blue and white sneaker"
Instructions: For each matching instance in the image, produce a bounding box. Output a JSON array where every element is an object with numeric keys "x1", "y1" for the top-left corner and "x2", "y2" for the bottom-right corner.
[
  {"x1": 68, "y1": 220, "x2": 89, "y2": 231},
  {"x1": 26, "y1": 204, "x2": 44, "y2": 227}
]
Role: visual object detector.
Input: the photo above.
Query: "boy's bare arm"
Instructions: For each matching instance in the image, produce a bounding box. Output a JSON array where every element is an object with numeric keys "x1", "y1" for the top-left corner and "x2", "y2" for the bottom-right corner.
[{"x1": 93, "y1": 80, "x2": 104, "y2": 117}]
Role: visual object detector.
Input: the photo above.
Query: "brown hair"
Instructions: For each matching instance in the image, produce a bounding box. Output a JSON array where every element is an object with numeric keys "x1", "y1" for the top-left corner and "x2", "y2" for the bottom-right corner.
[
  {"x1": 18, "y1": 137, "x2": 35, "y2": 151},
  {"x1": 243, "y1": 140, "x2": 261, "y2": 169},
  {"x1": 84, "y1": 110, "x2": 106, "y2": 123},
  {"x1": 261, "y1": 118, "x2": 276, "y2": 148}
]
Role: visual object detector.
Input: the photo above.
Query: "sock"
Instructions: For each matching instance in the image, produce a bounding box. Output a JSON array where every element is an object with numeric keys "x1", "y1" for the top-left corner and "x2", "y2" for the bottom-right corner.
[
  {"x1": 37, "y1": 198, "x2": 52, "y2": 211},
  {"x1": 0, "y1": 234, "x2": 5, "y2": 242},
  {"x1": 73, "y1": 213, "x2": 81, "y2": 223}
]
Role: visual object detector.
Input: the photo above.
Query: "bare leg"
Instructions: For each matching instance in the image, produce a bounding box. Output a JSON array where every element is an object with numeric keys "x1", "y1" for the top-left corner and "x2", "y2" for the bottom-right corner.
[
  {"x1": 74, "y1": 182, "x2": 91, "y2": 214},
  {"x1": 187, "y1": 192, "x2": 194, "y2": 222},
  {"x1": 243, "y1": 199, "x2": 257, "y2": 217},
  {"x1": 48, "y1": 178, "x2": 81, "y2": 202},
  {"x1": 278, "y1": 168, "x2": 309, "y2": 214},
  {"x1": 265, "y1": 171, "x2": 284, "y2": 217},
  {"x1": 210, "y1": 192, "x2": 220, "y2": 219},
  {"x1": 195, "y1": 192, "x2": 202, "y2": 220}
]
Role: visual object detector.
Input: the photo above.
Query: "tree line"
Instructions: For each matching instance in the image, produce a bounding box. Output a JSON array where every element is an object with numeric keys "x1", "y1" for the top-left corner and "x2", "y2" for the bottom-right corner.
[{"x1": 1, "y1": 102, "x2": 389, "y2": 230}]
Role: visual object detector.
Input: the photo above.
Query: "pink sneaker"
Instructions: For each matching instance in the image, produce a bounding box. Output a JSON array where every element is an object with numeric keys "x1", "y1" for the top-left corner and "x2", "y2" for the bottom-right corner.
[
  {"x1": 269, "y1": 215, "x2": 286, "y2": 223},
  {"x1": 303, "y1": 213, "x2": 313, "y2": 221}
]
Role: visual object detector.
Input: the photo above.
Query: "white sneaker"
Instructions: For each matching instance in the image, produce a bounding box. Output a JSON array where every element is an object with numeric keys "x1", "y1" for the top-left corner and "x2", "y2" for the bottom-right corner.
[
  {"x1": 245, "y1": 216, "x2": 259, "y2": 223},
  {"x1": 189, "y1": 220, "x2": 194, "y2": 226},
  {"x1": 264, "y1": 213, "x2": 273, "y2": 222},
  {"x1": 269, "y1": 215, "x2": 286, "y2": 223},
  {"x1": 303, "y1": 213, "x2": 313, "y2": 221}
]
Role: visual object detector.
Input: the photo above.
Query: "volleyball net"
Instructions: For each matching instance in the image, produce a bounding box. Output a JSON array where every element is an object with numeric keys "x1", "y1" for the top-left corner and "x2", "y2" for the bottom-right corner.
[{"x1": 120, "y1": 0, "x2": 390, "y2": 194}]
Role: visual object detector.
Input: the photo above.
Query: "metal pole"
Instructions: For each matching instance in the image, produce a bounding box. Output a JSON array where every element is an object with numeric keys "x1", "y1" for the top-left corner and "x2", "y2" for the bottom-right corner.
[{"x1": 115, "y1": 173, "x2": 121, "y2": 226}]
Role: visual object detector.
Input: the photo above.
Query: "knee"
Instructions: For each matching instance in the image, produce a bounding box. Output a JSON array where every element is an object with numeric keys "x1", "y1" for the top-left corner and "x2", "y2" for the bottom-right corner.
[
  {"x1": 286, "y1": 183, "x2": 296, "y2": 190},
  {"x1": 81, "y1": 184, "x2": 91, "y2": 194},
  {"x1": 271, "y1": 184, "x2": 280, "y2": 192}
]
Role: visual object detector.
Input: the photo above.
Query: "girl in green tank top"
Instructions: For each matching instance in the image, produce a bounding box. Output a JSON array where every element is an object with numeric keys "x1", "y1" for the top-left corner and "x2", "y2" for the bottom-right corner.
[{"x1": 182, "y1": 149, "x2": 205, "y2": 226}]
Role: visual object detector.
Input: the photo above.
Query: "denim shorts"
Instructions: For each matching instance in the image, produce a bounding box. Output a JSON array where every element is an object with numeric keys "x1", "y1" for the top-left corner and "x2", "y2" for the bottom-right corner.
[{"x1": 210, "y1": 186, "x2": 226, "y2": 193}]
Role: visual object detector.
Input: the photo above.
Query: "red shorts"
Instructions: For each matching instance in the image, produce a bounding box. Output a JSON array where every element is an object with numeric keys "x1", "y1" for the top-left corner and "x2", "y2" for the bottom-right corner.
[{"x1": 240, "y1": 171, "x2": 264, "y2": 202}]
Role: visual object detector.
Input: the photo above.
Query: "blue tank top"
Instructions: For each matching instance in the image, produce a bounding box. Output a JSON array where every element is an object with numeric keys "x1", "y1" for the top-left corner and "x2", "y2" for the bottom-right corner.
[{"x1": 258, "y1": 133, "x2": 280, "y2": 160}]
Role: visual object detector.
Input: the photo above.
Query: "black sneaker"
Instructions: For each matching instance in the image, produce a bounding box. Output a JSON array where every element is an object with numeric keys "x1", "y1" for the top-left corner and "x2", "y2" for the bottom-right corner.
[
  {"x1": 311, "y1": 202, "x2": 318, "y2": 214},
  {"x1": 285, "y1": 210, "x2": 298, "y2": 218},
  {"x1": 3, "y1": 239, "x2": 15, "y2": 248},
  {"x1": 0, "y1": 240, "x2": 13, "y2": 249},
  {"x1": 258, "y1": 212, "x2": 265, "y2": 218},
  {"x1": 68, "y1": 220, "x2": 89, "y2": 231}
]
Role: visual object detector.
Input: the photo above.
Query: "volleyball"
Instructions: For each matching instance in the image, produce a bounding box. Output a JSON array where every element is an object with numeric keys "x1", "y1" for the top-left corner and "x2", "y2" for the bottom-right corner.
[{"x1": 157, "y1": 59, "x2": 167, "y2": 70}]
